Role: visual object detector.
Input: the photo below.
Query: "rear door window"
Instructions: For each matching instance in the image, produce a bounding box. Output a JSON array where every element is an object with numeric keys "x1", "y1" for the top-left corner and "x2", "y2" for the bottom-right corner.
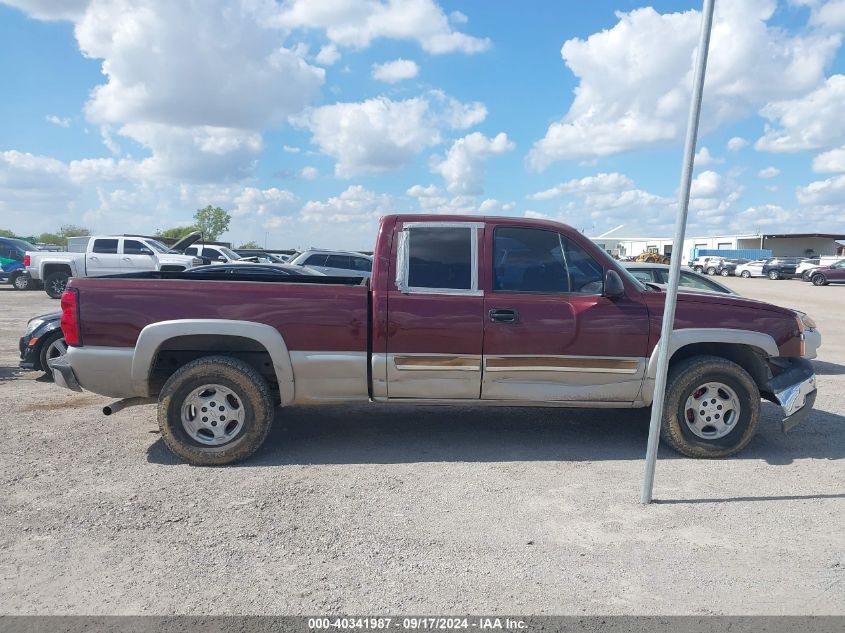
[
  {"x1": 398, "y1": 223, "x2": 480, "y2": 293},
  {"x1": 92, "y1": 239, "x2": 118, "y2": 254},
  {"x1": 325, "y1": 255, "x2": 353, "y2": 269},
  {"x1": 303, "y1": 254, "x2": 328, "y2": 266}
]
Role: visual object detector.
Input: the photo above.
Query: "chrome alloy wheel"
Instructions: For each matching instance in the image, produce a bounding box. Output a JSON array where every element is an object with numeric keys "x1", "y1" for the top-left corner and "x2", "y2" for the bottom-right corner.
[
  {"x1": 684, "y1": 382, "x2": 741, "y2": 440},
  {"x1": 45, "y1": 337, "x2": 67, "y2": 362},
  {"x1": 180, "y1": 384, "x2": 246, "y2": 445}
]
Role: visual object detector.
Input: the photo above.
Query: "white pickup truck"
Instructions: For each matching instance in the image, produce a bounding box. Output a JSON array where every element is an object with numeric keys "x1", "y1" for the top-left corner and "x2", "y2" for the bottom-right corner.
[{"x1": 27, "y1": 234, "x2": 202, "y2": 298}]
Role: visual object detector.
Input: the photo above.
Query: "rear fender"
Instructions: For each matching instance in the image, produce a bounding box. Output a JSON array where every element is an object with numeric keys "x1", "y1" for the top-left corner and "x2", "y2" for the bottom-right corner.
[{"x1": 132, "y1": 319, "x2": 295, "y2": 405}]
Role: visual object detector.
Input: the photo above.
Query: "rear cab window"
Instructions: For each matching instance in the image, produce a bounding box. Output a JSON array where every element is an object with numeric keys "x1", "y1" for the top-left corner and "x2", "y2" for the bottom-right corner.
[{"x1": 396, "y1": 222, "x2": 481, "y2": 294}]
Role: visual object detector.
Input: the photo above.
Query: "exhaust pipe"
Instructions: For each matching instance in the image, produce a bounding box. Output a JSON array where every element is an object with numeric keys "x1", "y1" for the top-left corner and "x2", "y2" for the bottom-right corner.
[{"x1": 103, "y1": 397, "x2": 156, "y2": 416}]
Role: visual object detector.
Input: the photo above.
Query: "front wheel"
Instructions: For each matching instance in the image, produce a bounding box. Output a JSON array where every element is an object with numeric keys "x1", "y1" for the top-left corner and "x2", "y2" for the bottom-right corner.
[
  {"x1": 44, "y1": 272, "x2": 70, "y2": 299},
  {"x1": 660, "y1": 355, "x2": 760, "y2": 458},
  {"x1": 740, "y1": 270, "x2": 751, "y2": 278},
  {"x1": 693, "y1": 266, "x2": 703, "y2": 273},
  {"x1": 158, "y1": 355, "x2": 275, "y2": 466},
  {"x1": 11, "y1": 272, "x2": 31, "y2": 290},
  {"x1": 812, "y1": 273, "x2": 828, "y2": 286},
  {"x1": 767, "y1": 270, "x2": 780, "y2": 280}
]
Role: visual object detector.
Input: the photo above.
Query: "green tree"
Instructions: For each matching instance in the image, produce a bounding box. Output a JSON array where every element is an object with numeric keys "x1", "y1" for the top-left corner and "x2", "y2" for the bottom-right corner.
[
  {"x1": 0, "y1": 229, "x2": 16, "y2": 238},
  {"x1": 238, "y1": 240, "x2": 260, "y2": 249},
  {"x1": 194, "y1": 205, "x2": 230, "y2": 241},
  {"x1": 157, "y1": 225, "x2": 198, "y2": 240},
  {"x1": 37, "y1": 232, "x2": 64, "y2": 245},
  {"x1": 61, "y1": 225, "x2": 90, "y2": 239}
]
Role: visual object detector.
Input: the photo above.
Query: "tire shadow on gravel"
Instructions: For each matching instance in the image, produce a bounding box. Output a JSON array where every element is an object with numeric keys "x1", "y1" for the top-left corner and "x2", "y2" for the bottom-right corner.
[{"x1": 145, "y1": 401, "x2": 845, "y2": 467}]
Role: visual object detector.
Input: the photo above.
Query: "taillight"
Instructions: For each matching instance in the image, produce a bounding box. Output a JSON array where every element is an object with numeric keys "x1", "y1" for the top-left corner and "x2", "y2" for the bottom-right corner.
[
  {"x1": 60, "y1": 288, "x2": 81, "y2": 346},
  {"x1": 24, "y1": 254, "x2": 30, "y2": 267}
]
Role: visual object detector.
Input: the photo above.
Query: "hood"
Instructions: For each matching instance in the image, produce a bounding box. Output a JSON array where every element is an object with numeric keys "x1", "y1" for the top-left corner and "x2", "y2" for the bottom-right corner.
[
  {"x1": 168, "y1": 231, "x2": 203, "y2": 253},
  {"x1": 644, "y1": 283, "x2": 796, "y2": 318}
]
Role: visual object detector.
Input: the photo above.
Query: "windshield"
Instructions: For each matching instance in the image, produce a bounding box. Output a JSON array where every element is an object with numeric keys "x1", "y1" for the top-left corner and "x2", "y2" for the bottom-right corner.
[
  {"x1": 218, "y1": 246, "x2": 241, "y2": 260},
  {"x1": 145, "y1": 239, "x2": 169, "y2": 253}
]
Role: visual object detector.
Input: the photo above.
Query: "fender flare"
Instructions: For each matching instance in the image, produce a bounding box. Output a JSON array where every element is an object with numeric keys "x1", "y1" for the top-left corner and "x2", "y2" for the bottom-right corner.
[
  {"x1": 131, "y1": 319, "x2": 295, "y2": 405},
  {"x1": 641, "y1": 328, "x2": 778, "y2": 404}
]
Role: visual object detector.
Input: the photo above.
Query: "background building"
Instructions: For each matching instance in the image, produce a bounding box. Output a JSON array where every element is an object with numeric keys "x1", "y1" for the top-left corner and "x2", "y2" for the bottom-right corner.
[{"x1": 591, "y1": 226, "x2": 845, "y2": 263}]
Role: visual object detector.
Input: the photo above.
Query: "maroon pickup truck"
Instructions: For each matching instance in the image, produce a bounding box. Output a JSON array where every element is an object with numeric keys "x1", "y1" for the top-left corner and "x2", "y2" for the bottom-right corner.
[{"x1": 51, "y1": 215, "x2": 820, "y2": 465}]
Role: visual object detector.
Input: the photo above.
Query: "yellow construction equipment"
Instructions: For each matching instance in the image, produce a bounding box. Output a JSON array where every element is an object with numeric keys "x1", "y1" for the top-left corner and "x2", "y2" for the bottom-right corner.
[{"x1": 635, "y1": 252, "x2": 671, "y2": 264}]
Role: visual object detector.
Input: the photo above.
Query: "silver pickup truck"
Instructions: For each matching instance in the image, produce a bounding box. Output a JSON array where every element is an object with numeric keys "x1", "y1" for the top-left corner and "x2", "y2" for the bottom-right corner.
[{"x1": 27, "y1": 233, "x2": 202, "y2": 298}]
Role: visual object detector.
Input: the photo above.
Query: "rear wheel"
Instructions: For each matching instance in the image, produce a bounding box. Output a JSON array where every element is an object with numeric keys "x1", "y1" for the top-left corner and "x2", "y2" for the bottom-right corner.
[
  {"x1": 812, "y1": 273, "x2": 828, "y2": 286},
  {"x1": 660, "y1": 355, "x2": 760, "y2": 458},
  {"x1": 11, "y1": 272, "x2": 31, "y2": 290},
  {"x1": 720, "y1": 269, "x2": 730, "y2": 277},
  {"x1": 157, "y1": 355, "x2": 275, "y2": 466},
  {"x1": 740, "y1": 270, "x2": 751, "y2": 278},
  {"x1": 38, "y1": 331, "x2": 67, "y2": 376},
  {"x1": 767, "y1": 270, "x2": 780, "y2": 280},
  {"x1": 44, "y1": 271, "x2": 70, "y2": 299},
  {"x1": 706, "y1": 267, "x2": 717, "y2": 276}
]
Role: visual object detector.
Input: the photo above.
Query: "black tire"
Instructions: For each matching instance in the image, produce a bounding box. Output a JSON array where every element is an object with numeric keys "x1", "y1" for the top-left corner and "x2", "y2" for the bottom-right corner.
[
  {"x1": 811, "y1": 273, "x2": 828, "y2": 286},
  {"x1": 37, "y1": 331, "x2": 66, "y2": 376},
  {"x1": 767, "y1": 270, "x2": 780, "y2": 280},
  {"x1": 706, "y1": 267, "x2": 717, "y2": 276},
  {"x1": 11, "y1": 272, "x2": 31, "y2": 290},
  {"x1": 693, "y1": 266, "x2": 703, "y2": 273},
  {"x1": 720, "y1": 269, "x2": 730, "y2": 277},
  {"x1": 157, "y1": 355, "x2": 275, "y2": 466},
  {"x1": 660, "y1": 355, "x2": 760, "y2": 458},
  {"x1": 44, "y1": 271, "x2": 70, "y2": 299},
  {"x1": 740, "y1": 270, "x2": 751, "y2": 278}
]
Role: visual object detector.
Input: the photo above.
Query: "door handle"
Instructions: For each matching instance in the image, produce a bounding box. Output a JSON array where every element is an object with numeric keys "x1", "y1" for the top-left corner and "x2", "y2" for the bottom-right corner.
[
  {"x1": 489, "y1": 308, "x2": 518, "y2": 324},
  {"x1": 122, "y1": 257, "x2": 131, "y2": 261}
]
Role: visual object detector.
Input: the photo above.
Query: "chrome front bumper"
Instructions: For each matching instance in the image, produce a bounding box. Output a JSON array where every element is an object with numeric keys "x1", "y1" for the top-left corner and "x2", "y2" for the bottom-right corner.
[{"x1": 766, "y1": 358, "x2": 817, "y2": 432}]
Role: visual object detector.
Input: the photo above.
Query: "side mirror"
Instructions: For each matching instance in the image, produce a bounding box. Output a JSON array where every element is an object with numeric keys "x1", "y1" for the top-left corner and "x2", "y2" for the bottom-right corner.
[
  {"x1": 216, "y1": 256, "x2": 227, "y2": 262},
  {"x1": 604, "y1": 269, "x2": 625, "y2": 299},
  {"x1": 140, "y1": 248, "x2": 153, "y2": 256}
]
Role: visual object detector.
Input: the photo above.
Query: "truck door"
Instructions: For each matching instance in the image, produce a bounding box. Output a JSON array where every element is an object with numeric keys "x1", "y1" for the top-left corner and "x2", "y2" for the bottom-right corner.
[
  {"x1": 385, "y1": 221, "x2": 484, "y2": 399},
  {"x1": 87, "y1": 238, "x2": 122, "y2": 276},
  {"x1": 120, "y1": 239, "x2": 156, "y2": 270},
  {"x1": 481, "y1": 225, "x2": 649, "y2": 402}
]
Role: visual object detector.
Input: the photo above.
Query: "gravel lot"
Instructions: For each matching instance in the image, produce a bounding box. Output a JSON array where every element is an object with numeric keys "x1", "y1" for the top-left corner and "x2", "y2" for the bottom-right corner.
[{"x1": 0, "y1": 278, "x2": 842, "y2": 615}]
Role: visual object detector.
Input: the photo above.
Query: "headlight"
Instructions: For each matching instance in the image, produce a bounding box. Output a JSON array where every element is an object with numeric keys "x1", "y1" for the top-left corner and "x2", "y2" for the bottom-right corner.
[
  {"x1": 25, "y1": 319, "x2": 45, "y2": 336},
  {"x1": 795, "y1": 311, "x2": 817, "y2": 331}
]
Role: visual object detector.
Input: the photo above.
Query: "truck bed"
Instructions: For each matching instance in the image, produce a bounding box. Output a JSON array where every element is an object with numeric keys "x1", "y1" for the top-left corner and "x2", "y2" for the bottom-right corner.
[{"x1": 70, "y1": 274, "x2": 370, "y2": 353}]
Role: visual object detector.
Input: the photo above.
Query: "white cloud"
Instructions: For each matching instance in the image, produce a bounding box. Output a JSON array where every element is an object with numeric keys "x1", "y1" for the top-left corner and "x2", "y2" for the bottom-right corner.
[
  {"x1": 527, "y1": 172, "x2": 635, "y2": 200},
  {"x1": 756, "y1": 75, "x2": 845, "y2": 152},
  {"x1": 295, "y1": 93, "x2": 486, "y2": 177},
  {"x1": 796, "y1": 173, "x2": 845, "y2": 205},
  {"x1": 300, "y1": 185, "x2": 393, "y2": 223},
  {"x1": 808, "y1": 0, "x2": 845, "y2": 30},
  {"x1": 300, "y1": 166, "x2": 318, "y2": 180},
  {"x1": 449, "y1": 11, "x2": 468, "y2": 24},
  {"x1": 727, "y1": 136, "x2": 749, "y2": 151},
  {"x1": 46, "y1": 115, "x2": 71, "y2": 128},
  {"x1": 282, "y1": 145, "x2": 301, "y2": 154},
  {"x1": 430, "y1": 132, "x2": 514, "y2": 195},
  {"x1": 272, "y1": 0, "x2": 491, "y2": 55},
  {"x1": 758, "y1": 166, "x2": 780, "y2": 178},
  {"x1": 812, "y1": 146, "x2": 845, "y2": 172},
  {"x1": 233, "y1": 187, "x2": 298, "y2": 217},
  {"x1": 528, "y1": 1, "x2": 841, "y2": 168},
  {"x1": 690, "y1": 170, "x2": 723, "y2": 197},
  {"x1": 2, "y1": 0, "x2": 89, "y2": 20},
  {"x1": 372, "y1": 59, "x2": 420, "y2": 83},
  {"x1": 694, "y1": 146, "x2": 722, "y2": 167},
  {"x1": 315, "y1": 44, "x2": 341, "y2": 65}
]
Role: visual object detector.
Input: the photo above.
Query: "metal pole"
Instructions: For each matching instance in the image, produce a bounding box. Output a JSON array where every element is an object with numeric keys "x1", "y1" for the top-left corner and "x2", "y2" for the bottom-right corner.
[{"x1": 641, "y1": 0, "x2": 716, "y2": 504}]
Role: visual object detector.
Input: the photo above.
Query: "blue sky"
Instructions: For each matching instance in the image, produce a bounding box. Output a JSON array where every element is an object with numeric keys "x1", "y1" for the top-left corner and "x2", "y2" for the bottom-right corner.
[{"x1": 1, "y1": 0, "x2": 844, "y2": 249}]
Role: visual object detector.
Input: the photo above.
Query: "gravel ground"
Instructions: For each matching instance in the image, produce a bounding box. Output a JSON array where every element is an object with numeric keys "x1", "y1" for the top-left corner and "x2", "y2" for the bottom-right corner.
[{"x1": 0, "y1": 278, "x2": 842, "y2": 615}]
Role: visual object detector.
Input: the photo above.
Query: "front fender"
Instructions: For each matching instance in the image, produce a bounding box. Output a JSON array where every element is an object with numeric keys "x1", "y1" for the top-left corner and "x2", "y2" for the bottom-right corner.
[
  {"x1": 640, "y1": 328, "x2": 778, "y2": 405},
  {"x1": 131, "y1": 319, "x2": 295, "y2": 405}
]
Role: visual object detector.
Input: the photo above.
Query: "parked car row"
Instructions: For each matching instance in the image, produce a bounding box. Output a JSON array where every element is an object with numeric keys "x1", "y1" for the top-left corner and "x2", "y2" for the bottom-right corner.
[{"x1": 734, "y1": 257, "x2": 845, "y2": 284}]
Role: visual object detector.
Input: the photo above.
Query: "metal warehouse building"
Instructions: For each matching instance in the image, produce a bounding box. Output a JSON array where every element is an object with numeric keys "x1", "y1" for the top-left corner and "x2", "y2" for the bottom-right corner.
[{"x1": 591, "y1": 225, "x2": 845, "y2": 264}]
